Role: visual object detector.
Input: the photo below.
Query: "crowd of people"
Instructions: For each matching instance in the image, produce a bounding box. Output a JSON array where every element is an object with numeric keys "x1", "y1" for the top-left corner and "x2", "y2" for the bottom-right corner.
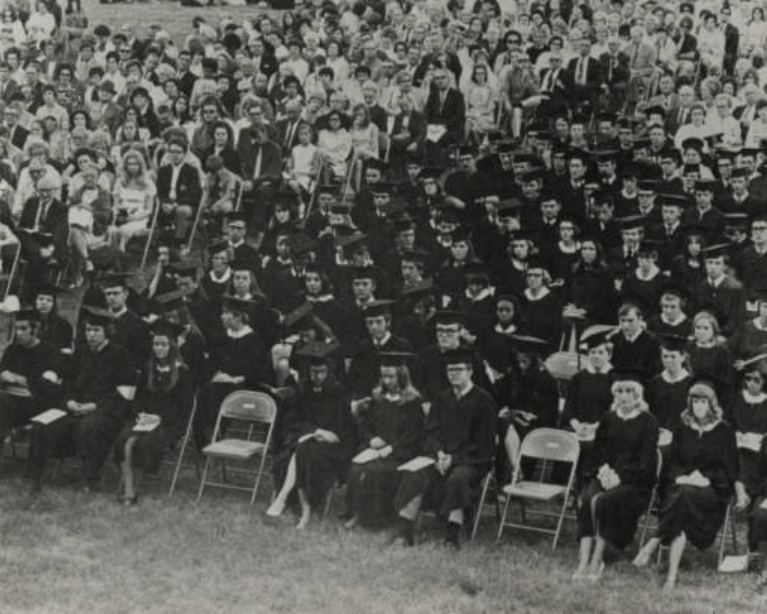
[{"x1": 3, "y1": 0, "x2": 767, "y2": 595}]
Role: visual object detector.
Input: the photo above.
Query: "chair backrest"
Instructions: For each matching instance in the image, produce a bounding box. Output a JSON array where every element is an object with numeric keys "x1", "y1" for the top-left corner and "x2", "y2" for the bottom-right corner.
[
  {"x1": 544, "y1": 351, "x2": 589, "y2": 382},
  {"x1": 520, "y1": 428, "x2": 580, "y2": 464},
  {"x1": 219, "y1": 390, "x2": 277, "y2": 424}
]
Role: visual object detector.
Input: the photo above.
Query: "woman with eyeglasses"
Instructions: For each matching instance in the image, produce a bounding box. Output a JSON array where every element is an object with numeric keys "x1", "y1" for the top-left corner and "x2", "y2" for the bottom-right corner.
[
  {"x1": 573, "y1": 373, "x2": 659, "y2": 581},
  {"x1": 633, "y1": 381, "x2": 737, "y2": 590},
  {"x1": 317, "y1": 110, "x2": 352, "y2": 182},
  {"x1": 519, "y1": 258, "x2": 563, "y2": 351},
  {"x1": 732, "y1": 357, "x2": 767, "y2": 514}
]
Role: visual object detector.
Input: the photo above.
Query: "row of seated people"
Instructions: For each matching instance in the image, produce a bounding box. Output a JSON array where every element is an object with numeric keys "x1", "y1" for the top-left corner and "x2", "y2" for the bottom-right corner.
[{"x1": 1, "y1": 272, "x2": 767, "y2": 590}]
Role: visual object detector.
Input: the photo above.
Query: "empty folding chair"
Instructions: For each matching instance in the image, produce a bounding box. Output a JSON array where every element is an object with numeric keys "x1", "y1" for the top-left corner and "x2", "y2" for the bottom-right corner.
[
  {"x1": 496, "y1": 428, "x2": 580, "y2": 549},
  {"x1": 196, "y1": 390, "x2": 277, "y2": 505}
]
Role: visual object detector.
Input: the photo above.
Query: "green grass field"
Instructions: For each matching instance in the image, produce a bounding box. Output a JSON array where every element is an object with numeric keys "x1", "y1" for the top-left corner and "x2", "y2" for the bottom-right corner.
[{"x1": 0, "y1": 1, "x2": 762, "y2": 612}]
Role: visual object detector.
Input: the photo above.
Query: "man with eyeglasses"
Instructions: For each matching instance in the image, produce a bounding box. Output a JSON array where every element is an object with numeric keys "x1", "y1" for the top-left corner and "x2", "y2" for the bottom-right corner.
[
  {"x1": 537, "y1": 50, "x2": 569, "y2": 118},
  {"x1": 412, "y1": 310, "x2": 486, "y2": 403},
  {"x1": 237, "y1": 117, "x2": 281, "y2": 232},
  {"x1": 734, "y1": 214, "x2": 767, "y2": 302},
  {"x1": 156, "y1": 137, "x2": 202, "y2": 242},
  {"x1": 17, "y1": 173, "x2": 66, "y2": 290}
]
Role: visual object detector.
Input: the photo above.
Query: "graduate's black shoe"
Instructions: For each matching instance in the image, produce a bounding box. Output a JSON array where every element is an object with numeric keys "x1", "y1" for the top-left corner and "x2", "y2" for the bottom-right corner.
[
  {"x1": 389, "y1": 517, "x2": 415, "y2": 547},
  {"x1": 444, "y1": 521, "x2": 461, "y2": 550}
]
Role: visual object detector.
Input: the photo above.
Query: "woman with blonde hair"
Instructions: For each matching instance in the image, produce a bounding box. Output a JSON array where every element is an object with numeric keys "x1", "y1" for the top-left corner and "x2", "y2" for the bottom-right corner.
[
  {"x1": 350, "y1": 103, "x2": 379, "y2": 161},
  {"x1": 343, "y1": 353, "x2": 423, "y2": 529},
  {"x1": 111, "y1": 149, "x2": 156, "y2": 251},
  {"x1": 573, "y1": 373, "x2": 659, "y2": 581},
  {"x1": 688, "y1": 310, "x2": 734, "y2": 407},
  {"x1": 633, "y1": 381, "x2": 737, "y2": 590}
]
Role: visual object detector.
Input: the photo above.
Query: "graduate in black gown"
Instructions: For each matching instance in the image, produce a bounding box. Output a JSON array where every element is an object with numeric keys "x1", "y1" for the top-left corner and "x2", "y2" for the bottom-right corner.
[
  {"x1": 573, "y1": 373, "x2": 659, "y2": 581},
  {"x1": 195, "y1": 296, "x2": 270, "y2": 448},
  {"x1": 646, "y1": 284, "x2": 692, "y2": 339},
  {"x1": 633, "y1": 381, "x2": 737, "y2": 590},
  {"x1": 346, "y1": 300, "x2": 413, "y2": 398},
  {"x1": 729, "y1": 359, "x2": 767, "y2": 524},
  {"x1": 610, "y1": 301, "x2": 660, "y2": 382},
  {"x1": 101, "y1": 272, "x2": 151, "y2": 373},
  {"x1": 561, "y1": 327, "x2": 615, "y2": 485},
  {"x1": 519, "y1": 258, "x2": 563, "y2": 352},
  {"x1": 28, "y1": 306, "x2": 135, "y2": 491},
  {"x1": 0, "y1": 309, "x2": 64, "y2": 455},
  {"x1": 392, "y1": 348, "x2": 497, "y2": 549},
  {"x1": 114, "y1": 320, "x2": 195, "y2": 504},
  {"x1": 265, "y1": 342, "x2": 355, "y2": 529},
  {"x1": 33, "y1": 283, "x2": 73, "y2": 354},
  {"x1": 498, "y1": 335, "x2": 559, "y2": 483},
  {"x1": 645, "y1": 334, "x2": 693, "y2": 441},
  {"x1": 344, "y1": 353, "x2": 424, "y2": 529}
]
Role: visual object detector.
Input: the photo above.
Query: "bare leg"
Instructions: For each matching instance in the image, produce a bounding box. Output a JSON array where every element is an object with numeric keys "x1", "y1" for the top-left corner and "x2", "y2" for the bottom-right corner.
[
  {"x1": 296, "y1": 488, "x2": 311, "y2": 530},
  {"x1": 664, "y1": 532, "x2": 687, "y2": 591},
  {"x1": 120, "y1": 436, "x2": 138, "y2": 500},
  {"x1": 504, "y1": 426, "x2": 521, "y2": 483},
  {"x1": 399, "y1": 494, "x2": 423, "y2": 522},
  {"x1": 574, "y1": 537, "x2": 593, "y2": 579},
  {"x1": 588, "y1": 536, "x2": 607, "y2": 579},
  {"x1": 633, "y1": 537, "x2": 661, "y2": 567},
  {"x1": 266, "y1": 454, "x2": 296, "y2": 517}
]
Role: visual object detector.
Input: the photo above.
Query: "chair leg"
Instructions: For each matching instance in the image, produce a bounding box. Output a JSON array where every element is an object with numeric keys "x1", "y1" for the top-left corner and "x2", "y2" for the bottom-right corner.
[
  {"x1": 250, "y1": 452, "x2": 268, "y2": 506},
  {"x1": 196, "y1": 457, "x2": 211, "y2": 502},
  {"x1": 471, "y1": 473, "x2": 491, "y2": 542},
  {"x1": 322, "y1": 486, "x2": 334, "y2": 521},
  {"x1": 552, "y1": 494, "x2": 570, "y2": 550},
  {"x1": 496, "y1": 496, "x2": 512, "y2": 542}
]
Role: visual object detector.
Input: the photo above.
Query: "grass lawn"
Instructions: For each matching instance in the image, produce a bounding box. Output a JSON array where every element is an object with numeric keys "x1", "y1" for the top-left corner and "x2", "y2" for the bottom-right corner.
[
  {"x1": 0, "y1": 2, "x2": 757, "y2": 613},
  {"x1": 0, "y1": 452, "x2": 762, "y2": 614}
]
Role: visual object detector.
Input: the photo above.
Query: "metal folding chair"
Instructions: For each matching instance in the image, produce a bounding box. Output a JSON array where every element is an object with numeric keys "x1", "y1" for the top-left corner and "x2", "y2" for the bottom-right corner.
[
  {"x1": 496, "y1": 428, "x2": 580, "y2": 549},
  {"x1": 196, "y1": 390, "x2": 277, "y2": 505},
  {"x1": 166, "y1": 397, "x2": 201, "y2": 496}
]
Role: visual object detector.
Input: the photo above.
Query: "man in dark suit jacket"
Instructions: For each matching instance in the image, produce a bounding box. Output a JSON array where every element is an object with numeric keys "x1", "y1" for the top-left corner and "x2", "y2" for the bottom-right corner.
[
  {"x1": 156, "y1": 138, "x2": 203, "y2": 241},
  {"x1": 567, "y1": 39, "x2": 602, "y2": 109},
  {"x1": 692, "y1": 244, "x2": 744, "y2": 334},
  {"x1": 362, "y1": 81, "x2": 388, "y2": 133},
  {"x1": 0, "y1": 64, "x2": 19, "y2": 104},
  {"x1": 721, "y1": 7, "x2": 740, "y2": 75},
  {"x1": 4, "y1": 105, "x2": 27, "y2": 150},
  {"x1": 175, "y1": 50, "x2": 198, "y2": 100},
  {"x1": 386, "y1": 94, "x2": 426, "y2": 163},
  {"x1": 599, "y1": 40, "x2": 630, "y2": 111},
  {"x1": 538, "y1": 51, "x2": 571, "y2": 117},
  {"x1": 237, "y1": 122, "x2": 282, "y2": 230},
  {"x1": 18, "y1": 174, "x2": 69, "y2": 288},
  {"x1": 424, "y1": 68, "x2": 465, "y2": 163},
  {"x1": 275, "y1": 99, "x2": 307, "y2": 156}
]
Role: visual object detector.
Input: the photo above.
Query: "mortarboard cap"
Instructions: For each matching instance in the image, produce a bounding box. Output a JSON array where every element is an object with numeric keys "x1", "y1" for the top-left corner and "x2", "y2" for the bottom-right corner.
[
  {"x1": 402, "y1": 278, "x2": 434, "y2": 301},
  {"x1": 378, "y1": 351, "x2": 415, "y2": 367},
  {"x1": 511, "y1": 334, "x2": 549, "y2": 354},
  {"x1": 681, "y1": 137, "x2": 704, "y2": 152},
  {"x1": 222, "y1": 295, "x2": 255, "y2": 314},
  {"x1": 619, "y1": 215, "x2": 644, "y2": 231},
  {"x1": 209, "y1": 240, "x2": 230, "y2": 256},
  {"x1": 82, "y1": 304, "x2": 115, "y2": 327},
  {"x1": 151, "y1": 319, "x2": 185, "y2": 339},
  {"x1": 363, "y1": 299, "x2": 394, "y2": 318},
  {"x1": 155, "y1": 289, "x2": 185, "y2": 312},
  {"x1": 579, "y1": 324, "x2": 617, "y2": 351},
  {"x1": 100, "y1": 271, "x2": 133, "y2": 289},
  {"x1": 295, "y1": 341, "x2": 338, "y2": 364},
  {"x1": 432, "y1": 310, "x2": 466, "y2": 326},
  {"x1": 658, "y1": 333, "x2": 688, "y2": 352},
  {"x1": 444, "y1": 347, "x2": 475, "y2": 366},
  {"x1": 701, "y1": 243, "x2": 730, "y2": 259},
  {"x1": 694, "y1": 179, "x2": 717, "y2": 192}
]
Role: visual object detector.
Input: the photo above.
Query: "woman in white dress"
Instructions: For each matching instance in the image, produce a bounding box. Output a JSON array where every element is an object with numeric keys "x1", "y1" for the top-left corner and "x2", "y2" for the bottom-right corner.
[
  {"x1": 287, "y1": 123, "x2": 321, "y2": 197},
  {"x1": 318, "y1": 111, "x2": 353, "y2": 182},
  {"x1": 111, "y1": 149, "x2": 156, "y2": 251},
  {"x1": 462, "y1": 63, "x2": 499, "y2": 143}
]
